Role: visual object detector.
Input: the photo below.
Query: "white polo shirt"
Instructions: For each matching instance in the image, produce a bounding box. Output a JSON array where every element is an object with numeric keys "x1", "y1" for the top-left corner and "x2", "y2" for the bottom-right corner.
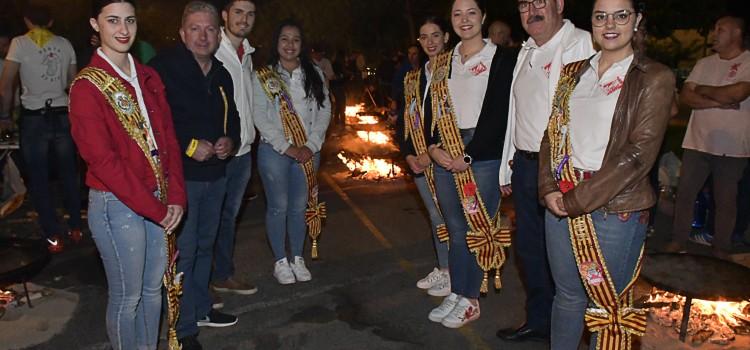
[
  {"x1": 448, "y1": 40, "x2": 496, "y2": 129},
  {"x1": 569, "y1": 52, "x2": 633, "y2": 170},
  {"x1": 513, "y1": 25, "x2": 565, "y2": 152}
]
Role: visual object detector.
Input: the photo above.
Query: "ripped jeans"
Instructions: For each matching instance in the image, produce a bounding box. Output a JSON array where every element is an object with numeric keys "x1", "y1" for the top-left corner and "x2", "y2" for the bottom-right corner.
[{"x1": 88, "y1": 190, "x2": 166, "y2": 350}]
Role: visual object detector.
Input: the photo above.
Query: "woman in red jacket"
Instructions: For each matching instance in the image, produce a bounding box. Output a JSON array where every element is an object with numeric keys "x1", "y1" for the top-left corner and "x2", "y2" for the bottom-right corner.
[{"x1": 68, "y1": 1, "x2": 186, "y2": 349}]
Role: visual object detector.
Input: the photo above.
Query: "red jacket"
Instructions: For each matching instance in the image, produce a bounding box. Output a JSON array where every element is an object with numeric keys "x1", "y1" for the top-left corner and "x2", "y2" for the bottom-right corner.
[{"x1": 69, "y1": 53, "x2": 186, "y2": 223}]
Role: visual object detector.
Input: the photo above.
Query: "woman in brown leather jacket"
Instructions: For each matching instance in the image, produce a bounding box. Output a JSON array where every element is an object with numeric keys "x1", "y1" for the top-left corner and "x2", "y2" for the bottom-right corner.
[{"x1": 538, "y1": 0, "x2": 675, "y2": 348}]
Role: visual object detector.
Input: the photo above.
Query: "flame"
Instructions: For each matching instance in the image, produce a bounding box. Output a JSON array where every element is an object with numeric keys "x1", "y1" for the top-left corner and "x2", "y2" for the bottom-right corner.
[
  {"x1": 337, "y1": 152, "x2": 402, "y2": 180},
  {"x1": 648, "y1": 287, "x2": 750, "y2": 343},
  {"x1": 355, "y1": 115, "x2": 379, "y2": 125},
  {"x1": 0, "y1": 289, "x2": 14, "y2": 304},
  {"x1": 345, "y1": 104, "x2": 364, "y2": 117},
  {"x1": 356, "y1": 131, "x2": 391, "y2": 145}
]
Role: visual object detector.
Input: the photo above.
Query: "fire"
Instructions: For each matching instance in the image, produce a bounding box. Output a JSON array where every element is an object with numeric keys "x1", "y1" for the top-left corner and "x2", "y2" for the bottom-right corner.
[
  {"x1": 337, "y1": 152, "x2": 402, "y2": 180},
  {"x1": 345, "y1": 104, "x2": 364, "y2": 117},
  {"x1": 648, "y1": 287, "x2": 750, "y2": 345},
  {"x1": 356, "y1": 131, "x2": 390, "y2": 145},
  {"x1": 355, "y1": 115, "x2": 379, "y2": 125}
]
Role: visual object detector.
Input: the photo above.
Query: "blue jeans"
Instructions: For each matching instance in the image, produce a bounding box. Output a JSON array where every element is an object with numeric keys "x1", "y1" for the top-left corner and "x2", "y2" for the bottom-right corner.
[
  {"x1": 433, "y1": 128, "x2": 501, "y2": 299},
  {"x1": 176, "y1": 178, "x2": 228, "y2": 338},
  {"x1": 546, "y1": 210, "x2": 647, "y2": 350},
  {"x1": 88, "y1": 190, "x2": 166, "y2": 350},
  {"x1": 414, "y1": 175, "x2": 449, "y2": 269},
  {"x1": 19, "y1": 112, "x2": 81, "y2": 238},
  {"x1": 213, "y1": 152, "x2": 253, "y2": 282},
  {"x1": 510, "y1": 151, "x2": 553, "y2": 331},
  {"x1": 258, "y1": 142, "x2": 319, "y2": 261}
]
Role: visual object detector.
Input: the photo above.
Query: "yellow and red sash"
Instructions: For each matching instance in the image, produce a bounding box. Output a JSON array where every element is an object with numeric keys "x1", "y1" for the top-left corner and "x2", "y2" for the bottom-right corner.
[
  {"x1": 429, "y1": 51, "x2": 511, "y2": 292},
  {"x1": 546, "y1": 60, "x2": 647, "y2": 350},
  {"x1": 256, "y1": 66, "x2": 327, "y2": 259},
  {"x1": 403, "y1": 69, "x2": 448, "y2": 243},
  {"x1": 74, "y1": 67, "x2": 183, "y2": 350}
]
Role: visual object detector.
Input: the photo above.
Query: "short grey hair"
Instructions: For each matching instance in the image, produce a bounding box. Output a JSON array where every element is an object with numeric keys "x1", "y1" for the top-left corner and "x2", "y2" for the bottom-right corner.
[{"x1": 181, "y1": 1, "x2": 220, "y2": 28}]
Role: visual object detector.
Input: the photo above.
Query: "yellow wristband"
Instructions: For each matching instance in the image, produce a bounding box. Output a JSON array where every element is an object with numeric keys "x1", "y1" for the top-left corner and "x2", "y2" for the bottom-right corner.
[{"x1": 185, "y1": 139, "x2": 199, "y2": 157}]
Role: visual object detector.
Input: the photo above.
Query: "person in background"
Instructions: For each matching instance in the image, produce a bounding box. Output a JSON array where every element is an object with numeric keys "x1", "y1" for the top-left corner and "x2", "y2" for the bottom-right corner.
[
  {"x1": 68, "y1": 1, "x2": 187, "y2": 348},
  {"x1": 150, "y1": 2, "x2": 241, "y2": 348},
  {"x1": 666, "y1": 14, "x2": 750, "y2": 259},
  {"x1": 0, "y1": 3, "x2": 83, "y2": 253},
  {"x1": 488, "y1": 19, "x2": 515, "y2": 48}
]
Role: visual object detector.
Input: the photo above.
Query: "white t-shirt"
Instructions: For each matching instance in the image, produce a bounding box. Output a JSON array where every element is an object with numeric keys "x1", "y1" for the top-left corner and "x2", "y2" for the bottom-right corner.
[
  {"x1": 569, "y1": 52, "x2": 633, "y2": 171},
  {"x1": 513, "y1": 24, "x2": 565, "y2": 152},
  {"x1": 5, "y1": 34, "x2": 76, "y2": 109},
  {"x1": 448, "y1": 40, "x2": 496, "y2": 129},
  {"x1": 682, "y1": 51, "x2": 750, "y2": 157}
]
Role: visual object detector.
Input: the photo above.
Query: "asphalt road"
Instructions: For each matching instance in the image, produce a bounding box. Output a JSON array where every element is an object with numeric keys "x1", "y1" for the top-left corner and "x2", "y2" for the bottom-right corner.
[{"x1": 7, "y1": 146, "x2": 545, "y2": 350}]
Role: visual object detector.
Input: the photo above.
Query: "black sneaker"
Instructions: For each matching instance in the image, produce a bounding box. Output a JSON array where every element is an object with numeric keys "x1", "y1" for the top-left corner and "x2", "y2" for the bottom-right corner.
[
  {"x1": 197, "y1": 310, "x2": 238, "y2": 327},
  {"x1": 178, "y1": 335, "x2": 203, "y2": 350}
]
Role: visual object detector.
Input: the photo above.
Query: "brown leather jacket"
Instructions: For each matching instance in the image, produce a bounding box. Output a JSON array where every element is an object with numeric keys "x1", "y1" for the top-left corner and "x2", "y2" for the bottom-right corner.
[{"x1": 539, "y1": 53, "x2": 676, "y2": 217}]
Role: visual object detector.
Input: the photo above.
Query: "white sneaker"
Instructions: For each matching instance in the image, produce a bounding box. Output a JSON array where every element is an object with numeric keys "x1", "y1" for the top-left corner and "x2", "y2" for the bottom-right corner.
[
  {"x1": 441, "y1": 297, "x2": 480, "y2": 328},
  {"x1": 417, "y1": 268, "x2": 444, "y2": 289},
  {"x1": 290, "y1": 256, "x2": 312, "y2": 282},
  {"x1": 428, "y1": 293, "x2": 459, "y2": 322},
  {"x1": 273, "y1": 258, "x2": 295, "y2": 285},
  {"x1": 427, "y1": 272, "x2": 451, "y2": 297}
]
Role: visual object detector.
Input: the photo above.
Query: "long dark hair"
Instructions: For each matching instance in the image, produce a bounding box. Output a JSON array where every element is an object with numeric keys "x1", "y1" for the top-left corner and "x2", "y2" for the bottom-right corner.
[
  {"x1": 420, "y1": 15, "x2": 451, "y2": 36},
  {"x1": 451, "y1": 0, "x2": 487, "y2": 15},
  {"x1": 92, "y1": 0, "x2": 137, "y2": 18},
  {"x1": 268, "y1": 19, "x2": 326, "y2": 109}
]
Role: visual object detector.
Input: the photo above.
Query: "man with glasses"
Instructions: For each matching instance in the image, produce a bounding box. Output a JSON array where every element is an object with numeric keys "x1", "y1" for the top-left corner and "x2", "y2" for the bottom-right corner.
[{"x1": 498, "y1": 0, "x2": 594, "y2": 342}]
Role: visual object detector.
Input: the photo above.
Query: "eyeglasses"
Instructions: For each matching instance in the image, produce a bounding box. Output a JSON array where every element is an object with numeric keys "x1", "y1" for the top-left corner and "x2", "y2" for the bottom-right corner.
[
  {"x1": 518, "y1": 0, "x2": 547, "y2": 13},
  {"x1": 592, "y1": 10, "x2": 635, "y2": 27}
]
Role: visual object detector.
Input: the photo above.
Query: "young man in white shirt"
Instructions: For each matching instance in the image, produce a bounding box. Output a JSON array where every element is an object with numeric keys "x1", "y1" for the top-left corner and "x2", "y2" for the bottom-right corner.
[
  {"x1": 0, "y1": 4, "x2": 82, "y2": 253},
  {"x1": 666, "y1": 15, "x2": 750, "y2": 259},
  {"x1": 211, "y1": 0, "x2": 259, "y2": 296},
  {"x1": 497, "y1": 0, "x2": 594, "y2": 341}
]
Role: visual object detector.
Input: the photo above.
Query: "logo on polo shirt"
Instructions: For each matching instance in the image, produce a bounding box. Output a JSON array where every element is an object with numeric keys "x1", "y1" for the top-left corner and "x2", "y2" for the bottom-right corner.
[
  {"x1": 469, "y1": 62, "x2": 487, "y2": 76},
  {"x1": 729, "y1": 63, "x2": 741, "y2": 79},
  {"x1": 600, "y1": 77, "x2": 625, "y2": 96}
]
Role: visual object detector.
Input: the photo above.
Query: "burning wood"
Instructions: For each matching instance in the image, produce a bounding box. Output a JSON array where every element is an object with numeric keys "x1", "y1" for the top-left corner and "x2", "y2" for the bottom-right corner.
[
  {"x1": 344, "y1": 104, "x2": 380, "y2": 125},
  {"x1": 356, "y1": 131, "x2": 391, "y2": 145},
  {"x1": 647, "y1": 287, "x2": 750, "y2": 345},
  {"x1": 337, "y1": 152, "x2": 402, "y2": 180}
]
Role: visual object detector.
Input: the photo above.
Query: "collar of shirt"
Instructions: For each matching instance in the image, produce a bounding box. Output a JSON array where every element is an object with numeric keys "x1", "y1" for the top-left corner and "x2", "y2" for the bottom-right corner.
[
  {"x1": 452, "y1": 39, "x2": 496, "y2": 67},
  {"x1": 522, "y1": 19, "x2": 572, "y2": 52},
  {"x1": 220, "y1": 28, "x2": 256, "y2": 62},
  {"x1": 97, "y1": 48, "x2": 137, "y2": 84},
  {"x1": 588, "y1": 51, "x2": 634, "y2": 83},
  {"x1": 275, "y1": 64, "x2": 303, "y2": 82}
]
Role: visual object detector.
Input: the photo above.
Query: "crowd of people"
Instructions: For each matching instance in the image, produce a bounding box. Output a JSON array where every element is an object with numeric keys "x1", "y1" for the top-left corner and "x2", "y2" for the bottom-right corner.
[{"x1": 0, "y1": 0, "x2": 748, "y2": 349}]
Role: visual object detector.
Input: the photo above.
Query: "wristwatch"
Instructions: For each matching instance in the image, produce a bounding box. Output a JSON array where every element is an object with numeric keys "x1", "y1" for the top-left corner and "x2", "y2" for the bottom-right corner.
[{"x1": 463, "y1": 153, "x2": 473, "y2": 165}]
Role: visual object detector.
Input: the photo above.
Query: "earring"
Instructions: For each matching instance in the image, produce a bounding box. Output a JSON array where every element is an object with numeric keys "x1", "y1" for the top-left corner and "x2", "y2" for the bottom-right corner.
[{"x1": 634, "y1": 27, "x2": 638, "y2": 32}]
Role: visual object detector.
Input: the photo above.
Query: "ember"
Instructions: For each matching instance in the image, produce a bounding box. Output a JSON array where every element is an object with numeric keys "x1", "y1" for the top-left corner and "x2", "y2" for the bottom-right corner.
[
  {"x1": 648, "y1": 287, "x2": 750, "y2": 345},
  {"x1": 337, "y1": 152, "x2": 402, "y2": 180}
]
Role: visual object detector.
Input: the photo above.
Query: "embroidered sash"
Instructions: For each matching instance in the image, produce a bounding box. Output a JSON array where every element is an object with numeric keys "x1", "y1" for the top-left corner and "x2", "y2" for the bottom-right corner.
[
  {"x1": 256, "y1": 66, "x2": 327, "y2": 259},
  {"x1": 74, "y1": 67, "x2": 183, "y2": 350},
  {"x1": 429, "y1": 51, "x2": 511, "y2": 293},
  {"x1": 403, "y1": 69, "x2": 448, "y2": 243},
  {"x1": 546, "y1": 60, "x2": 647, "y2": 350}
]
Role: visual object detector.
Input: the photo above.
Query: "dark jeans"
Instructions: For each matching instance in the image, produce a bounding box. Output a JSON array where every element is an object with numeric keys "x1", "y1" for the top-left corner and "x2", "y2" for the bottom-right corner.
[
  {"x1": 672, "y1": 150, "x2": 748, "y2": 252},
  {"x1": 176, "y1": 177, "x2": 228, "y2": 338},
  {"x1": 510, "y1": 151, "x2": 553, "y2": 332},
  {"x1": 19, "y1": 112, "x2": 81, "y2": 238},
  {"x1": 733, "y1": 163, "x2": 750, "y2": 238},
  {"x1": 213, "y1": 152, "x2": 253, "y2": 282}
]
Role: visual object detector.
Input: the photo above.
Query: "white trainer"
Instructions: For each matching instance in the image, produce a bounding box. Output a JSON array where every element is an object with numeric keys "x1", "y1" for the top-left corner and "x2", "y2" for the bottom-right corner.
[
  {"x1": 441, "y1": 297, "x2": 480, "y2": 328},
  {"x1": 290, "y1": 256, "x2": 312, "y2": 282},
  {"x1": 273, "y1": 258, "x2": 295, "y2": 285},
  {"x1": 427, "y1": 272, "x2": 451, "y2": 297},
  {"x1": 417, "y1": 268, "x2": 444, "y2": 289},
  {"x1": 428, "y1": 293, "x2": 459, "y2": 322}
]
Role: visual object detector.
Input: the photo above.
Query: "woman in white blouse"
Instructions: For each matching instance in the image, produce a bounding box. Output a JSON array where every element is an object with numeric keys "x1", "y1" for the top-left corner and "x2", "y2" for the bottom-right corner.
[
  {"x1": 253, "y1": 19, "x2": 331, "y2": 285},
  {"x1": 538, "y1": 0, "x2": 675, "y2": 348}
]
